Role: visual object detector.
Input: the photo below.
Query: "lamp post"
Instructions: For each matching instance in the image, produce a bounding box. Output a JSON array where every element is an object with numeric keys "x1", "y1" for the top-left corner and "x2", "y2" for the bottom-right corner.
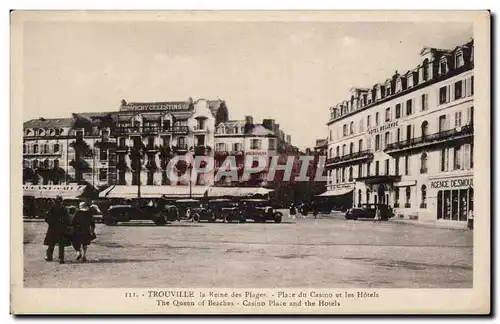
[
  {"x1": 189, "y1": 163, "x2": 193, "y2": 199},
  {"x1": 129, "y1": 144, "x2": 145, "y2": 199}
]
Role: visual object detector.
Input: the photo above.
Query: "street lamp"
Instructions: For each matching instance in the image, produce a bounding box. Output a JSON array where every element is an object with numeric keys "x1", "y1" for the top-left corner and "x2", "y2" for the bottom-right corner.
[{"x1": 129, "y1": 144, "x2": 146, "y2": 198}]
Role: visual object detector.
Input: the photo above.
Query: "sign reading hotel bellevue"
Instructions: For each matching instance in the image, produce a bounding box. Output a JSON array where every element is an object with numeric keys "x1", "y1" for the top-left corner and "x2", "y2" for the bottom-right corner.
[
  {"x1": 367, "y1": 120, "x2": 399, "y2": 135},
  {"x1": 430, "y1": 177, "x2": 473, "y2": 189}
]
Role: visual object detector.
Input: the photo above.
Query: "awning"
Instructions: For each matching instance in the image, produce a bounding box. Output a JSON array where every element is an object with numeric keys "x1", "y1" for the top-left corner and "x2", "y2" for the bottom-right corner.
[
  {"x1": 99, "y1": 185, "x2": 209, "y2": 199},
  {"x1": 23, "y1": 185, "x2": 88, "y2": 199},
  {"x1": 317, "y1": 188, "x2": 353, "y2": 197},
  {"x1": 206, "y1": 186, "x2": 274, "y2": 198}
]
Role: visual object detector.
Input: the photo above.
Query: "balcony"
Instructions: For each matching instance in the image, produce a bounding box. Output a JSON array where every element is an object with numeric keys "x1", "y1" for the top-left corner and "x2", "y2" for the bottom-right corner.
[
  {"x1": 23, "y1": 151, "x2": 63, "y2": 157},
  {"x1": 215, "y1": 150, "x2": 245, "y2": 157},
  {"x1": 116, "y1": 145, "x2": 129, "y2": 153},
  {"x1": 325, "y1": 150, "x2": 374, "y2": 168},
  {"x1": 192, "y1": 145, "x2": 212, "y2": 156},
  {"x1": 192, "y1": 126, "x2": 208, "y2": 134},
  {"x1": 145, "y1": 143, "x2": 159, "y2": 152},
  {"x1": 384, "y1": 124, "x2": 473, "y2": 154},
  {"x1": 172, "y1": 126, "x2": 189, "y2": 134},
  {"x1": 94, "y1": 140, "x2": 117, "y2": 149},
  {"x1": 142, "y1": 126, "x2": 160, "y2": 135},
  {"x1": 173, "y1": 144, "x2": 188, "y2": 154}
]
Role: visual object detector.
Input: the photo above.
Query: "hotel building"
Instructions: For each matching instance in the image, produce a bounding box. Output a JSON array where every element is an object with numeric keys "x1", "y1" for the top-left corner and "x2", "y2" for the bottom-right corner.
[{"x1": 324, "y1": 39, "x2": 474, "y2": 222}]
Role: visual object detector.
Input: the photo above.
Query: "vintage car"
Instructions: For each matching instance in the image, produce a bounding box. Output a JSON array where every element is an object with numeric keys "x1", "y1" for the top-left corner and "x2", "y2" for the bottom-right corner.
[
  {"x1": 239, "y1": 199, "x2": 283, "y2": 223},
  {"x1": 103, "y1": 204, "x2": 168, "y2": 226},
  {"x1": 191, "y1": 204, "x2": 217, "y2": 223},
  {"x1": 207, "y1": 199, "x2": 239, "y2": 223},
  {"x1": 345, "y1": 204, "x2": 394, "y2": 221},
  {"x1": 175, "y1": 199, "x2": 203, "y2": 220}
]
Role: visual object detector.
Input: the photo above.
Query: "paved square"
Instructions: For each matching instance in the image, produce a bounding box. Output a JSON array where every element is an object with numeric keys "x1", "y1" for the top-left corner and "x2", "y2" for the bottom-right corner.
[{"x1": 23, "y1": 212, "x2": 473, "y2": 288}]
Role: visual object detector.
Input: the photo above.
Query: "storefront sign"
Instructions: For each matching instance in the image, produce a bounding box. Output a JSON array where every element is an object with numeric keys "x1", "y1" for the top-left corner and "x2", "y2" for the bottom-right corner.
[
  {"x1": 23, "y1": 185, "x2": 86, "y2": 192},
  {"x1": 245, "y1": 151, "x2": 268, "y2": 156},
  {"x1": 430, "y1": 178, "x2": 473, "y2": 189},
  {"x1": 367, "y1": 120, "x2": 399, "y2": 135},
  {"x1": 120, "y1": 103, "x2": 185, "y2": 112},
  {"x1": 328, "y1": 183, "x2": 354, "y2": 190}
]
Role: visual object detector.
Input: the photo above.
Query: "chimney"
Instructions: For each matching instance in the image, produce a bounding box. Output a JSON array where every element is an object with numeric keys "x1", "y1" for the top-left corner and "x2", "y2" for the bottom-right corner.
[
  {"x1": 121, "y1": 99, "x2": 127, "y2": 106},
  {"x1": 262, "y1": 119, "x2": 276, "y2": 131},
  {"x1": 245, "y1": 116, "x2": 253, "y2": 125}
]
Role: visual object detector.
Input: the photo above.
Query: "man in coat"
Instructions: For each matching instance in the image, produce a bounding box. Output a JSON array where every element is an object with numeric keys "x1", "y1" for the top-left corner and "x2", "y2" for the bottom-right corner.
[{"x1": 44, "y1": 196, "x2": 71, "y2": 264}]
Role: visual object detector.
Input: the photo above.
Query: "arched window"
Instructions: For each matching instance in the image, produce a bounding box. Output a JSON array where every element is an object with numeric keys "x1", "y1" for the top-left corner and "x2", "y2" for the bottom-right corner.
[
  {"x1": 349, "y1": 142, "x2": 354, "y2": 155},
  {"x1": 420, "y1": 152, "x2": 428, "y2": 174},
  {"x1": 349, "y1": 167, "x2": 353, "y2": 182},
  {"x1": 349, "y1": 121, "x2": 354, "y2": 134},
  {"x1": 43, "y1": 143, "x2": 49, "y2": 154},
  {"x1": 43, "y1": 159, "x2": 50, "y2": 169},
  {"x1": 341, "y1": 168, "x2": 346, "y2": 183},
  {"x1": 336, "y1": 146, "x2": 340, "y2": 157},
  {"x1": 53, "y1": 143, "x2": 60, "y2": 153},
  {"x1": 422, "y1": 58, "x2": 429, "y2": 81},
  {"x1": 329, "y1": 148, "x2": 333, "y2": 158},
  {"x1": 342, "y1": 144, "x2": 346, "y2": 156},
  {"x1": 421, "y1": 121, "x2": 429, "y2": 138},
  {"x1": 33, "y1": 144, "x2": 39, "y2": 154},
  {"x1": 33, "y1": 159, "x2": 39, "y2": 169},
  {"x1": 53, "y1": 159, "x2": 59, "y2": 169},
  {"x1": 421, "y1": 185, "x2": 427, "y2": 208}
]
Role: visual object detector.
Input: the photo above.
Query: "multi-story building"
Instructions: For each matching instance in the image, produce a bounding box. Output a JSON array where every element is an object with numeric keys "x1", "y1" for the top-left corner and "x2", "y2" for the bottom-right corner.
[
  {"x1": 112, "y1": 98, "x2": 229, "y2": 187},
  {"x1": 214, "y1": 116, "x2": 278, "y2": 186},
  {"x1": 324, "y1": 39, "x2": 474, "y2": 222},
  {"x1": 23, "y1": 112, "x2": 117, "y2": 188}
]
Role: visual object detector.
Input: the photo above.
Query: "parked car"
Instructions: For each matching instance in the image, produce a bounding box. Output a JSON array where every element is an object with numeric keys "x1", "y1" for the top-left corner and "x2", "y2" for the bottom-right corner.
[
  {"x1": 103, "y1": 205, "x2": 168, "y2": 226},
  {"x1": 175, "y1": 199, "x2": 203, "y2": 220},
  {"x1": 207, "y1": 199, "x2": 239, "y2": 223},
  {"x1": 157, "y1": 204, "x2": 180, "y2": 222},
  {"x1": 239, "y1": 199, "x2": 283, "y2": 223},
  {"x1": 345, "y1": 204, "x2": 394, "y2": 220},
  {"x1": 191, "y1": 204, "x2": 217, "y2": 223}
]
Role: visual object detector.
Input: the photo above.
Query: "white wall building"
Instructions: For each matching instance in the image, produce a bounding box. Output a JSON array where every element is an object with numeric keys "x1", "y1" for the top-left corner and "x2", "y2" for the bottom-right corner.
[{"x1": 325, "y1": 39, "x2": 474, "y2": 222}]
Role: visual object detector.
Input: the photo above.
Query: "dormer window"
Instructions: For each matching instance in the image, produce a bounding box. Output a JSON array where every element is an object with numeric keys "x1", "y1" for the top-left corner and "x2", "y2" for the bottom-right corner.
[
  {"x1": 396, "y1": 79, "x2": 402, "y2": 93},
  {"x1": 422, "y1": 59, "x2": 429, "y2": 81},
  {"x1": 440, "y1": 58, "x2": 448, "y2": 75},
  {"x1": 234, "y1": 126, "x2": 239, "y2": 134},
  {"x1": 37, "y1": 129, "x2": 44, "y2": 136},
  {"x1": 455, "y1": 51, "x2": 464, "y2": 68},
  {"x1": 386, "y1": 87, "x2": 392, "y2": 97}
]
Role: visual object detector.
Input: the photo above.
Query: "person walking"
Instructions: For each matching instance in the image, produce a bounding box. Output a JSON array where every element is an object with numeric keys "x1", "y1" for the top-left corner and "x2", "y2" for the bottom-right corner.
[
  {"x1": 43, "y1": 196, "x2": 71, "y2": 264},
  {"x1": 71, "y1": 201, "x2": 96, "y2": 262},
  {"x1": 374, "y1": 207, "x2": 382, "y2": 223}
]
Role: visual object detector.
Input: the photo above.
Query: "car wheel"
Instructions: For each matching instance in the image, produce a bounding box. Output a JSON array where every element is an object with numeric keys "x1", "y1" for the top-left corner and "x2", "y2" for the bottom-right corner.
[
  {"x1": 104, "y1": 219, "x2": 117, "y2": 226},
  {"x1": 193, "y1": 214, "x2": 201, "y2": 223}
]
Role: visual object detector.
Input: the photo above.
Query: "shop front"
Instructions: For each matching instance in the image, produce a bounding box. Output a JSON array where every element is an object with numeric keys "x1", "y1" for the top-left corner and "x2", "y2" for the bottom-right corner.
[
  {"x1": 317, "y1": 183, "x2": 355, "y2": 210},
  {"x1": 429, "y1": 175, "x2": 473, "y2": 222}
]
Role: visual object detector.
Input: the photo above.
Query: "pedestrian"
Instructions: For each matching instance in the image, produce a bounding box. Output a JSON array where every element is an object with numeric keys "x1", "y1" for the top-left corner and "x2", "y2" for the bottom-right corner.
[
  {"x1": 43, "y1": 196, "x2": 71, "y2": 264},
  {"x1": 374, "y1": 207, "x2": 382, "y2": 223},
  {"x1": 467, "y1": 209, "x2": 474, "y2": 230},
  {"x1": 71, "y1": 201, "x2": 96, "y2": 262}
]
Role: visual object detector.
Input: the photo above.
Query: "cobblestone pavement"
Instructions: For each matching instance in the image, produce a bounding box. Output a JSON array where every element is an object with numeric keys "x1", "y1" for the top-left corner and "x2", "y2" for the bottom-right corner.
[{"x1": 23, "y1": 211, "x2": 473, "y2": 288}]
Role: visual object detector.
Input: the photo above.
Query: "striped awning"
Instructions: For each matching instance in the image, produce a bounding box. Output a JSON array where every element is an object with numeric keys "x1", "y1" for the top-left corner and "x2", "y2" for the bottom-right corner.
[
  {"x1": 205, "y1": 186, "x2": 274, "y2": 198},
  {"x1": 98, "y1": 185, "x2": 209, "y2": 199}
]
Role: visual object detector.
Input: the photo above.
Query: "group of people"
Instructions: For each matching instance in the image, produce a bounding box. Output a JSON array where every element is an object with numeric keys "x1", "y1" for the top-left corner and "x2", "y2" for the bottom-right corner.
[{"x1": 43, "y1": 196, "x2": 97, "y2": 264}]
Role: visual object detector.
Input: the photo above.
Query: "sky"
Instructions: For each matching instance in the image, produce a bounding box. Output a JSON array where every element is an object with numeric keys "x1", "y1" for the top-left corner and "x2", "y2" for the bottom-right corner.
[{"x1": 22, "y1": 19, "x2": 473, "y2": 149}]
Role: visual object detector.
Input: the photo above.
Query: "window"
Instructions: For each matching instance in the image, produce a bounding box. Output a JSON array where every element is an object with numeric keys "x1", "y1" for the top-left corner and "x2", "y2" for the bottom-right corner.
[
  {"x1": 268, "y1": 138, "x2": 276, "y2": 150},
  {"x1": 349, "y1": 167, "x2": 353, "y2": 182},
  {"x1": 406, "y1": 99, "x2": 413, "y2": 115},
  {"x1": 455, "y1": 111, "x2": 462, "y2": 127},
  {"x1": 394, "y1": 187, "x2": 400, "y2": 206},
  {"x1": 439, "y1": 86, "x2": 448, "y2": 104},
  {"x1": 375, "y1": 112, "x2": 380, "y2": 125},
  {"x1": 349, "y1": 142, "x2": 354, "y2": 155},
  {"x1": 23, "y1": 144, "x2": 26, "y2": 154},
  {"x1": 421, "y1": 185, "x2": 427, "y2": 208},
  {"x1": 99, "y1": 169, "x2": 107, "y2": 181},
  {"x1": 33, "y1": 160, "x2": 39, "y2": 169},
  {"x1": 375, "y1": 161, "x2": 380, "y2": 176},
  {"x1": 147, "y1": 171, "x2": 154, "y2": 185},
  {"x1": 405, "y1": 155, "x2": 410, "y2": 175},
  {"x1": 328, "y1": 148, "x2": 333, "y2": 158},
  {"x1": 358, "y1": 139, "x2": 363, "y2": 152},
  {"x1": 453, "y1": 146, "x2": 462, "y2": 170},
  {"x1": 395, "y1": 157, "x2": 400, "y2": 175},
  {"x1": 396, "y1": 128, "x2": 401, "y2": 143},
  {"x1": 350, "y1": 122, "x2": 354, "y2": 134},
  {"x1": 440, "y1": 148, "x2": 449, "y2": 172},
  {"x1": 250, "y1": 139, "x2": 262, "y2": 150},
  {"x1": 375, "y1": 135, "x2": 381, "y2": 151},
  {"x1": 336, "y1": 146, "x2": 340, "y2": 157},
  {"x1": 385, "y1": 107, "x2": 391, "y2": 122},
  {"x1": 471, "y1": 143, "x2": 474, "y2": 168},
  {"x1": 53, "y1": 159, "x2": 59, "y2": 169},
  {"x1": 438, "y1": 115, "x2": 447, "y2": 132},
  {"x1": 366, "y1": 189, "x2": 370, "y2": 204},
  {"x1": 396, "y1": 79, "x2": 402, "y2": 93},
  {"x1": 384, "y1": 132, "x2": 390, "y2": 148},
  {"x1": 468, "y1": 106, "x2": 474, "y2": 125},
  {"x1": 367, "y1": 115, "x2": 371, "y2": 128},
  {"x1": 464, "y1": 144, "x2": 471, "y2": 170},
  {"x1": 406, "y1": 187, "x2": 411, "y2": 207},
  {"x1": 421, "y1": 94, "x2": 428, "y2": 111},
  {"x1": 454, "y1": 80, "x2": 463, "y2": 100},
  {"x1": 366, "y1": 162, "x2": 371, "y2": 176},
  {"x1": 178, "y1": 137, "x2": 186, "y2": 147},
  {"x1": 329, "y1": 130, "x2": 332, "y2": 141},
  {"x1": 358, "y1": 189, "x2": 362, "y2": 206},
  {"x1": 358, "y1": 165, "x2": 362, "y2": 179},
  {"x1": 385, "y1": 159, "x2": 389, "y2": 175},
  {"x1": 216, "y1": 143, "x2": 226, "y2": 152},
  {"x1": 343, "y1": 124, "x2": 348, "y2": 137},
  {"x1": 440, "y1": 59, "x2": 448, "y2": 74},
  {"x1": 395, "y1": 103, "x2": 401, "y2": 119},
  {"x1": 406, "y1": 125, "x2": 412, "y2": 142},
  {"x1": 423, "y1": 59, "x2": 429, "y2": 81},
  {"x1": 342, "y1": 144, "x2": 346, "y2": 156},
  {"x1": 455, "y1": 51, "x2": 464, "y2": 68},
  {"x1": 53, "y1": 143, "x2": 60, "y2": 153},
  {"x1": 421, "y1": 121, "x2": 429, "y2": 138},
  {"x1": 470, "y1": 76, "x2": 474, "y2": 96},
  {"x1": 420, "y1": 153, "x2": 428, "y2": 174},
  {"x1": 33, "y1": 144, "x2": 38, "y2": 154},
  {"x1": 100, "y1": 149, "x2": 108, "y2": 161},
  {"x1": 359, "y1": 119, "x2": 364, "y2": 132},
  {"x1": 341, "y1": 168, "x2": 345, "y2": 183}
]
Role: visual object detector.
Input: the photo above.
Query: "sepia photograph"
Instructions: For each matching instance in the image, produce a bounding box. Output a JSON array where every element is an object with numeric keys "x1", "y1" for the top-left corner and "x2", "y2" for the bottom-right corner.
[{"x1": 10, "y1": 10, "x2": 490, "y2": 314}]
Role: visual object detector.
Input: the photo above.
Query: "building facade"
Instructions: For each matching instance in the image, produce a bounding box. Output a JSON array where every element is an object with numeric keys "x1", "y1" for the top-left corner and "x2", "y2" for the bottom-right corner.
[{"x1": 325, "y1": 40, "x2": 474, "y2": 222}]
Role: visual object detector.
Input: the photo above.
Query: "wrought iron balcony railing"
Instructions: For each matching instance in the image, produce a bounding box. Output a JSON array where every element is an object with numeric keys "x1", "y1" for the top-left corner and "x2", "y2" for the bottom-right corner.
[
  {"x1": 172, "y1": 126, "x2": 189, "y2": 134},
  {"x1": 215, "y1": 150, "x2": 245, "y2": 157},
  {"x1": 384, "y1": 124, "x2": 473, "y2": 154},
  {"x1": 325, "y1": 150, "x2": 374, "y2": 167}
]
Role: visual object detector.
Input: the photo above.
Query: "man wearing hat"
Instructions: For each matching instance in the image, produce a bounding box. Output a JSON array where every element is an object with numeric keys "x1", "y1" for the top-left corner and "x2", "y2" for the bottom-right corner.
[{"x1": 43, "y1": 196, "x2": 71, "y2": 264}]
